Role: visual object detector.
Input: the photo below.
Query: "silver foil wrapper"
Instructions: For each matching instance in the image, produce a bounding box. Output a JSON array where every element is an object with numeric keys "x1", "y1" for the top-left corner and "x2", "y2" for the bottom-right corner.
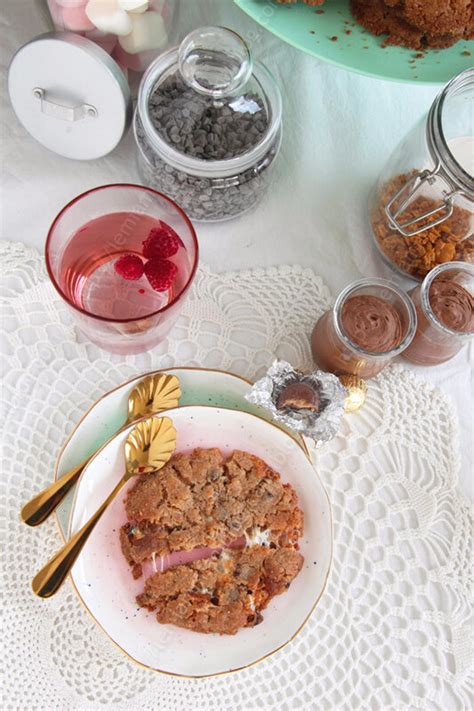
[{"x1": 246, "y1": 360, "x2": 346, "y2": 445}]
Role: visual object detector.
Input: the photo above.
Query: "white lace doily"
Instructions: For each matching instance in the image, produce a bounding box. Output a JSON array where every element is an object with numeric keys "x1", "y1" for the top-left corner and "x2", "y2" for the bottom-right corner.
[{"x1": 1, "y1": 241, "x2": 472, "y2": 711}]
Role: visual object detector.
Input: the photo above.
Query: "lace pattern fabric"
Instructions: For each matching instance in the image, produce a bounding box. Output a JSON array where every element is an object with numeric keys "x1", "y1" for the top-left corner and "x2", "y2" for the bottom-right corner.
[{"x1": 1, "y1": 241, "x2": 472, "y2": 710}]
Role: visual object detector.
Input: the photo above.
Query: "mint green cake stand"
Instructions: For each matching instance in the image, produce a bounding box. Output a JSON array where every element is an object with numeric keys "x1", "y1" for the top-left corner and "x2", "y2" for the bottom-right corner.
[{"x1": 235, "y1": 0, "x2": 474, "y2": 84}]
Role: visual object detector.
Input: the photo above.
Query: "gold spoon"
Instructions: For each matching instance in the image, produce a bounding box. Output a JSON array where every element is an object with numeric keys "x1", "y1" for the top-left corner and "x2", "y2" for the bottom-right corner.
[
  {"x1": 21, "y1": 373, "x2": 181, "y2": 527},
  {"x1": 32, "y1": 415, "x2": 177, "y2": 598}
]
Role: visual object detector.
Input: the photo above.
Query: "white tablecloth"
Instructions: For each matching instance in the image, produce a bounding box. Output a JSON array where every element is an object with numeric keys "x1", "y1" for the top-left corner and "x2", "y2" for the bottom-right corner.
[{"x1": 1, "y1": 0, "x2": 472, "y2": 502}]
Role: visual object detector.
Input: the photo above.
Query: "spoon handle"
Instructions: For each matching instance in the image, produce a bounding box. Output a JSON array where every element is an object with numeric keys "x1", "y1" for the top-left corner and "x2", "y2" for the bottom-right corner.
[
  {"x1": 21, "y1": 458, "x2": 89, "y2": 527},
  {"x1": 32, "y1": 476, "x2": 127, "y2": 598}
]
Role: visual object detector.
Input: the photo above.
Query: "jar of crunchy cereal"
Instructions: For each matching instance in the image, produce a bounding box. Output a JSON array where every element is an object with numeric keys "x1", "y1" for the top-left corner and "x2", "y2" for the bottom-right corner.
[{"x1": 369, "y1": 68, "x2": 473, "y2": 281}]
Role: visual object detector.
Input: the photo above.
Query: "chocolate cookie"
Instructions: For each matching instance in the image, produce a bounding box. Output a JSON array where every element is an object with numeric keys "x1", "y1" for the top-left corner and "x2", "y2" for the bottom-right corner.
[
  {"x1": 120, "y1": 448, "x2": 305, "y2": 634},
  {"x1": 351, "y1": 0, "x2": 473, "y2": 48},
  {"x1": 398, "y1": 0, "x2": 471, "y2": 37},
  {"x1": 137, "y1": 545, "x2": 304, "y2": 635}
]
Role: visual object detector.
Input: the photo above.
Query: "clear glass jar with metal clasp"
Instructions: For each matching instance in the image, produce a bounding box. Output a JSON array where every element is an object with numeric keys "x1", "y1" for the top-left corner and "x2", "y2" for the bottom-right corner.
[{"x1": 369, "y1": 68, "x2": 474, "y2": 281}]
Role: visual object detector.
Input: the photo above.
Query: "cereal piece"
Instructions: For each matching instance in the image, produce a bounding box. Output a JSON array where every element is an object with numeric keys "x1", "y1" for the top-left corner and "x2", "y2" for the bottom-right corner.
[{"x1": 371, "y1": 171, "x2": 472, "y2": 279}]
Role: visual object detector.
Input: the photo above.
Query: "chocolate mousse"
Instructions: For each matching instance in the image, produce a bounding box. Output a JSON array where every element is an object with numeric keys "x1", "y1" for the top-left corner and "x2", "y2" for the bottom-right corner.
[
  {"x1": 403, "y1": 279, "x2": 473, "y2": 365},
  {"x1": 341, "y1": 295, "x2": 403, "y2": 354},
  {"x1": 311, "y1": 291, "x2": 408, "y2": 378},
  {"x1": 429, "y1": 280, "x2": 473, "y2": 333}
]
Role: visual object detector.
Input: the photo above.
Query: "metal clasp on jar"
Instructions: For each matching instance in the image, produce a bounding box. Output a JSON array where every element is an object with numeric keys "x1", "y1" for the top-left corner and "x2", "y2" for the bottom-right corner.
[{"x1": 384, "y1": 166, "x2": 460, "y2": 237}]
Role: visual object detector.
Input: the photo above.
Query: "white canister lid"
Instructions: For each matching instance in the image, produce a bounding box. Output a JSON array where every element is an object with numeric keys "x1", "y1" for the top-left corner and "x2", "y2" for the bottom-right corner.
[{"x1": 8, "y1": 32, "x2": 132, "y2": 160}]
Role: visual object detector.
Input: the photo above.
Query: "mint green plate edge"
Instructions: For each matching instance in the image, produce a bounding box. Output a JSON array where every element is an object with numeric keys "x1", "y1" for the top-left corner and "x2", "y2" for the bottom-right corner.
[{"x1": 234, "y1": 0, "x2": 474, "y2": 85}]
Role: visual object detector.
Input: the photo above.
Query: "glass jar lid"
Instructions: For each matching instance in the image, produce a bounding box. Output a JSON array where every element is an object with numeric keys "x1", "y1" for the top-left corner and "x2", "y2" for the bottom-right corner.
[{"x1": 136, "y1": 26, "x2": 282, "y2": 178}]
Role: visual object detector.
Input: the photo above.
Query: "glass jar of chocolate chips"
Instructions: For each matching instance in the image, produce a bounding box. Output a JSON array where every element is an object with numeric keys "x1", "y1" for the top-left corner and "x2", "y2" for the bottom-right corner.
[
  {"x1": 369, "y1": 68, "x2": 474, "y2": 281},
  {"x1": 133, "y1": 26, "x2": 282, "y2": 222}
]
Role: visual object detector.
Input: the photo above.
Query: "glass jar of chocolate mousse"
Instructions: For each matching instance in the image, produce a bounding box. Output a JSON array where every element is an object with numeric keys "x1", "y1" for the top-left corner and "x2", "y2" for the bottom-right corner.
[
  {"x1": 369, "y1": 68, "x2": 474, "y2": 281},
  {"x1": 311, "y1": 278, "x2": 417, "y2": 378},
  {"x1": 402, "y1": 262, "x2": 474, "y2": 366}
]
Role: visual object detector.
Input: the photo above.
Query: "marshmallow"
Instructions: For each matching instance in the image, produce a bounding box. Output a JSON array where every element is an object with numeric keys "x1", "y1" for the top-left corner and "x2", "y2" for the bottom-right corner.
[
  {"x1": 113, "y1": 41, "x2": 150, "y2": 71},
  {"x1": 150, "y1": 0, "x2": 169, "y2": 24},
  {"x1": 85, "y1": 28, "x2": 117, "y2": 53},
  {"x1": 56, "y1": 0, "x2": 87, "y2": 7},
  {"x1": 118, "y1": 0, "x2": 149, "y2": 12},
  {"x1": 85, "y1": 0, "x2": 133, "y2": 36},
  {"x1": 118, "y1": 10, "x2": 167, "y2": 54},
  {"x1": 46, "y1": 0, "x2": 63, "y2": 25},
  {"x1": 62, "y1": 4, "x2": 95, "y2": 30}
]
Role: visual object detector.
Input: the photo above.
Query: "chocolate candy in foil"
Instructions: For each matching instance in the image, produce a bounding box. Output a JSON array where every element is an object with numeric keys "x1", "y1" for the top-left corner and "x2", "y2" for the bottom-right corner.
[
  {"x1": 276, "y1": 382, "x2": 320, "y2": 412},
  {"x1": 246, "y1": 360, "x2": 346, "y2": 444}
]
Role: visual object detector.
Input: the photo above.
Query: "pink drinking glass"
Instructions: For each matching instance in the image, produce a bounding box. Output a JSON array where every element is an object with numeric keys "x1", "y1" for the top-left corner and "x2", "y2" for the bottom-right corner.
[{"x1": 46, "y1": 184, "x2": 199, "y2": 355}]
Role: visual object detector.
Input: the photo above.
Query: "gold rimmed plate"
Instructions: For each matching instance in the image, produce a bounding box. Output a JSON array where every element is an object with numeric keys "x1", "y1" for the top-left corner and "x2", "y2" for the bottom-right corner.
[
  {"x1": 54, "y1": 367, "x2": 308, "y2": 538},
  {"x1": 69, "y1": 405, "x2": 332, "y2": 678}
]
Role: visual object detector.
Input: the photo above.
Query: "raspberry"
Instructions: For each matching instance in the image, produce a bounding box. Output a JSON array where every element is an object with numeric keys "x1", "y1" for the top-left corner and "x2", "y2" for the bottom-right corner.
[
  {"x1": 114, "y1": 254, "x2": 144, "y2": 281},
  {"x1": 144, "y1": 258, "x2": 178, "y2": 292},
  {"x1": 142, "y1": 224, "x2": 181, "y2": 259}
]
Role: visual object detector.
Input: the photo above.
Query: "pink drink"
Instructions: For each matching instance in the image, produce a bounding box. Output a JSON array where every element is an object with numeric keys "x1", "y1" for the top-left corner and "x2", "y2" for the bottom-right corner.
[
  {"x1": 60, "y1": 212, "x2": 187, "y2": 320},
  {"x1": 46, "y1": 185, "x2": 198, "y2": 354}
]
